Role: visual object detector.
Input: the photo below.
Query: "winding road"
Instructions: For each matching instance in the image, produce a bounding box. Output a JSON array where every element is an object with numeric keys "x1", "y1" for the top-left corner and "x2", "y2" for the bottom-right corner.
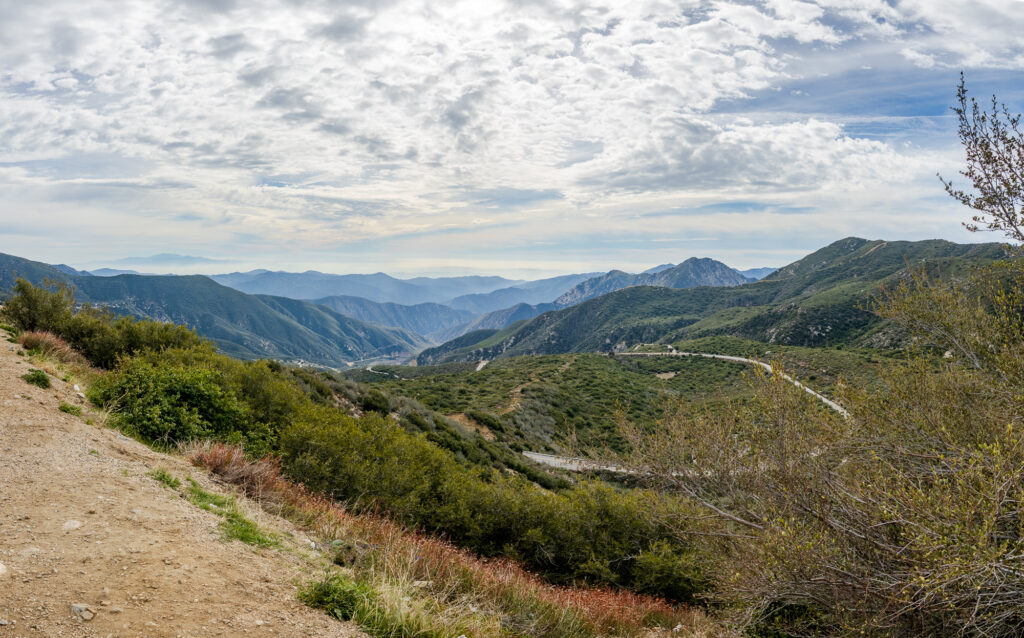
[
  {"x1": 615, "y1": 350, "x2": 849, "y2": 417},
  {"x1": 522, "y1": 347, "x2": 849, "y2": 473}
]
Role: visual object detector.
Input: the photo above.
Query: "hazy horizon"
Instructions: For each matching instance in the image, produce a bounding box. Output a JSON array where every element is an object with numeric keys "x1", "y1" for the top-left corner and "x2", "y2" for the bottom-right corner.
[
  {"x1": 9, "y1": 233, "x2": 996, "y2": 281},
  {"x1": 3, "y1": 1, "x2": 1024, "y2": 277}
]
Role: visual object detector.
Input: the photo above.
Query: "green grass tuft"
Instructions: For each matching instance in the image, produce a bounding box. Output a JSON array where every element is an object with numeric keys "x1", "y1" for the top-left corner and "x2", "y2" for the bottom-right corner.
[
  {"x1": 148, "y1": 468, "x2": 181, "y2": 490},
  {"x1": 185, "y1": 479, "x2": 278, "y2": 547},
  {"x1": 298, "y1": 573, "x2": 373, "y2": 622},
  {"x1": 21, "y1": 368, "x2": 51, "y2": 388},
  {"x1": 220, "y1": 510, "x2": 279, "y2": 547},
  {"x1": 59, "y1": 401, "x2": 82, "y2": 416}
]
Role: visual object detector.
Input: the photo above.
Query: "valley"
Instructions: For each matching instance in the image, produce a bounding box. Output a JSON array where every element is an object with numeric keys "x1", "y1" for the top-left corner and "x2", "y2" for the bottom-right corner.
[{"x1": 1, "y1": 232, "x2": 1017, "y2": 637}]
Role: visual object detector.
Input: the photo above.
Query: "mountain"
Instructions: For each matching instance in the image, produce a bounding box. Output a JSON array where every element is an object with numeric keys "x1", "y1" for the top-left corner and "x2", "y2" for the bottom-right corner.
[
  {"x1": 431, "y1": 301, "x2": 559, "y2": 344},
  {"x1": 402, "y1": 275, "x2": 526, "y2": 301},
  {"x1": 440, "y1": 259, "x2": 751, "y2": 342},
  {"x1": 111, "y1": 253, "x2": 228, "y2": 266},
  {"x1": 210, "y1": 270, "x2": 521, "y2": 305},
  {"x1": 418, "y1": 238, "x2": 1006, "y2": 364},
  {"x1": 90, "y1": 268, "x2": 146, "y2": 276},
  {"x1": 446, "y1": 273, "x2": 599, "y2": 314},
  {"x1": 0, "y1": 253, "x2": 423, "y2": 366},
  {"x1": 740, "y1": 267, "x2": 777, "y2": 280},
  {"x1": 51, "y1": 264, "x2": 91, "y2": 276},
  {"x1": 310, "y1": 295, "x2": 476, "y2": 342},
  {"x1": 554, "y1": 257, "x2": 749, "y2": 306}
]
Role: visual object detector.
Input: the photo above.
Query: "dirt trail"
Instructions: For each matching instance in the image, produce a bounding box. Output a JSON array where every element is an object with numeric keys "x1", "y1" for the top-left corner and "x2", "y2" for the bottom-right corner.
[
  {"x1": 499, "y1": 356, "x2": 576, "y2": 415},
  {"x1": 0, "y1": 336, "x2": 364, "y2": 638}
]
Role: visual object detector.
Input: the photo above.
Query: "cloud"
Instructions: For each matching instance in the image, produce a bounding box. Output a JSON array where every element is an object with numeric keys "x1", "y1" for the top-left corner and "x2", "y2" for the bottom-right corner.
[
  {"x1": 0, "y1": 0, "x2": 1020, "y2": 275},
  {"x1": 312, "y1": 13, "x2": 371, "y2": 42},
  {"x1": 207, "y1": 33, "x2": 250, "y2": 59}
]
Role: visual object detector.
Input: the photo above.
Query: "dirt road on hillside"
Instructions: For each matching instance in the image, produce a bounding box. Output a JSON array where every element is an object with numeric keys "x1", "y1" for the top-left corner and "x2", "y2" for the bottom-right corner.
[{"x1": 0, "y1": 336, "x2": 364, "y2": 638}]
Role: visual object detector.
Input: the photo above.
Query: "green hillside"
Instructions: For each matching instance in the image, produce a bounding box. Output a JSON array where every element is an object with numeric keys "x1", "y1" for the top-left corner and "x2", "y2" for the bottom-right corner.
[
  {"x1": 348, "y1": 340, "x2": 889, "y2": 454},
  {"x1": 420, "y1": 238, "x2": 1005, "y2": 363}
]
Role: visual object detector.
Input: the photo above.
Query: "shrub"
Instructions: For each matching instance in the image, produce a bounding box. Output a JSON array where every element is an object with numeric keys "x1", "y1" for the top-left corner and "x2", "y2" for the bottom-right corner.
[
  {"x1": 88, "y1": 358, "x2": 248, "y2": 446},
  {"x1": 21, "y1": 369, "x2": 50, "y2": 389},
  {"x1": 1, "y1": 278, "x2": 75, "y2": 333},
  {"x1": 358, "y1": 388, "x2": 390, "y2": 413}
]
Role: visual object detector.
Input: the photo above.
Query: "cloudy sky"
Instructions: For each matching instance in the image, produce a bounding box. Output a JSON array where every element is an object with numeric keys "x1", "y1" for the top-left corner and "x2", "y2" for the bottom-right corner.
[{"x1": 2, "y1": 0, "x2": 1023, "y2": 277}]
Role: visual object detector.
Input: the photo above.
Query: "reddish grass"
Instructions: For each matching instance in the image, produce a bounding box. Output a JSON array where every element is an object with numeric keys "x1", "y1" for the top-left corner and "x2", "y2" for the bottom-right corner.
[
  {"x1": 19, "y1": 331, "x2": 89, "y2": 366},
  {"x1": 184, "y1": 441, "x2": 698, "y2": 636}
]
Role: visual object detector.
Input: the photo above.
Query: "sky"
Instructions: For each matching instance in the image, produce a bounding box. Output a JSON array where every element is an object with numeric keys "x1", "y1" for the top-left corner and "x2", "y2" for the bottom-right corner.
[{"x1": 2, "y1": 0, "x2": 1024, "y2": 278}]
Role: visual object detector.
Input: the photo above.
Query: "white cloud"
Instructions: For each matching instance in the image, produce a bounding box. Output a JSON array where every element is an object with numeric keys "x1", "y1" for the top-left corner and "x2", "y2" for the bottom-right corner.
[{"x1": 0, "y1": 0, "x2": 1020, "y2": 274}]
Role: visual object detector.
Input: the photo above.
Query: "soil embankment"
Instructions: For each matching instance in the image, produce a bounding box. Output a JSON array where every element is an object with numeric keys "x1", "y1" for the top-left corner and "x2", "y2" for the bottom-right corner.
[{"x1": 0, "y1": 337, "x2": 363, "y2": 637}]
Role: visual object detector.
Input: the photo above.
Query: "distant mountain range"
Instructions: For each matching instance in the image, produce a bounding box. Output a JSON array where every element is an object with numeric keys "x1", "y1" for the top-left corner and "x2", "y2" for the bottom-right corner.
[
  {"x1": 416, "y1": 238, "x2": 1006, "y2": 364},
  {"x1": 209, "y1": 270, "x2": 524, "y2": 305},
  {"x1": 740, "y1": 267, "x2": 777, "y2": 280},
  {"x1": 310, "y1": 295, "x2": 476, "y2": 342},
  {"x1": 15, "y1": 243, "x2": 934, "y2": 371},
  {"x1": 553, "y1": 257, "x2": 750, "y2": 306},
  {"x1": 446, "y1": 273, "x2": 601, "y2": 314},
  {"x1": 439, "y1": 257, "x2": 751, "y2": 339},
  {"x1": 0, "y1": 253, "x2": 424, "y2": 367}
]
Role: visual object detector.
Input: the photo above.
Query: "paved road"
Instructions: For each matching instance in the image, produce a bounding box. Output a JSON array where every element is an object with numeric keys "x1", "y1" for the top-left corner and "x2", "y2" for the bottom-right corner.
[
  {"x1": 522, "y1": 452, "x2": 630, "y2": 473},
  {"x1": 615, "y1": 350, "x2": 849, "y2": 417},
  {"x1": 524, "y1": 348, "x2": 849, "y2": 473}
]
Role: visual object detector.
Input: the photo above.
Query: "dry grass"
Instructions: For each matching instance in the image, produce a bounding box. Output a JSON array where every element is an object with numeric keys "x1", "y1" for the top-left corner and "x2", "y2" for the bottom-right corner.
[
  {"x1": 18, "y1": 331, "x2": 89, "y2": 367},
  {"x1": 185, "y1": 441, "x2": 717, "y2": 637}
]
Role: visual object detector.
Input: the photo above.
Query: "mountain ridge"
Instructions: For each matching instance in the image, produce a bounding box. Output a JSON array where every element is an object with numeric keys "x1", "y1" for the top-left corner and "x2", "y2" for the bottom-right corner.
[
  {"x1": 0, "y1": 253, "x2": 423, "y2": 366},
  {"x1": 417, "y1": 238, "x2": 1006, "y2": 364}
]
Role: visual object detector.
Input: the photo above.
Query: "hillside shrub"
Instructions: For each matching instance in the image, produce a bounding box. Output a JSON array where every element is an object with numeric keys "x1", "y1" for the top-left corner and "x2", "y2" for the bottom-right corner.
[
  {"x1": 19, "y1": 331, "x2": 88, "y2": 366},
  {"x1": 2, "y1": 278, "x2": 205, "y2": 369},
  {"x1": 358, "y1": 388, "x2": 390, "y2": 413},
  {"x1": 88, "y1": 358, "x2": 249, "y2": 446},
  {"x1": 2, "y1": 278, "x2": 75, "y2": 332},
  {"x1": 21, "y1": 368, "x2": 51, "y2": 389},
  {"x1": 279, "y1": 408, "x2": 706, "y2": 600}
]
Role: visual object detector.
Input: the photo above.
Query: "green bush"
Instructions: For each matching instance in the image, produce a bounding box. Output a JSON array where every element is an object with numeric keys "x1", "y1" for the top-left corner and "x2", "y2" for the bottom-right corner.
[
  {"x1": 88, "y1": 357, "x2": 248, "y2": 446},
  {"x1": 2, "y1": 279, "x2": 75, "y2": 333},
  {"x1": 21, "y1": 369, "x2": 50, "y2": 389},
  {"x1": 299, "y1": 573, "x2": 373, "y2": 621},
  {"x1": 358, "y1": 388, "x2": 390, "y2": 413},
  {"x1": 279, "y1": 409, "x2": 704, "y2": 599}
]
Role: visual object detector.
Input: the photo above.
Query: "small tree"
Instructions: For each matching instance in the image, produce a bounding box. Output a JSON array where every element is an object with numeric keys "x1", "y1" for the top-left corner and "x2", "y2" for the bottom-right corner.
[
  {"x1": 940, "y1": 73, "x2": 1024, "y2": 245},
  {"x1": 1, "y1": 278, "x2": 76, "y2": 332}
]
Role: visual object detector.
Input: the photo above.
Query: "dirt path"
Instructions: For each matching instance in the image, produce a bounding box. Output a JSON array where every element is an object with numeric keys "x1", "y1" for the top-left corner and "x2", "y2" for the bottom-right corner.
[
  {"x1": 0, "y1": 337, "x2": 364, "y2": 637},
  {"x1": 499, "y1": 355, "x2": 575, "y2": 416}
]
